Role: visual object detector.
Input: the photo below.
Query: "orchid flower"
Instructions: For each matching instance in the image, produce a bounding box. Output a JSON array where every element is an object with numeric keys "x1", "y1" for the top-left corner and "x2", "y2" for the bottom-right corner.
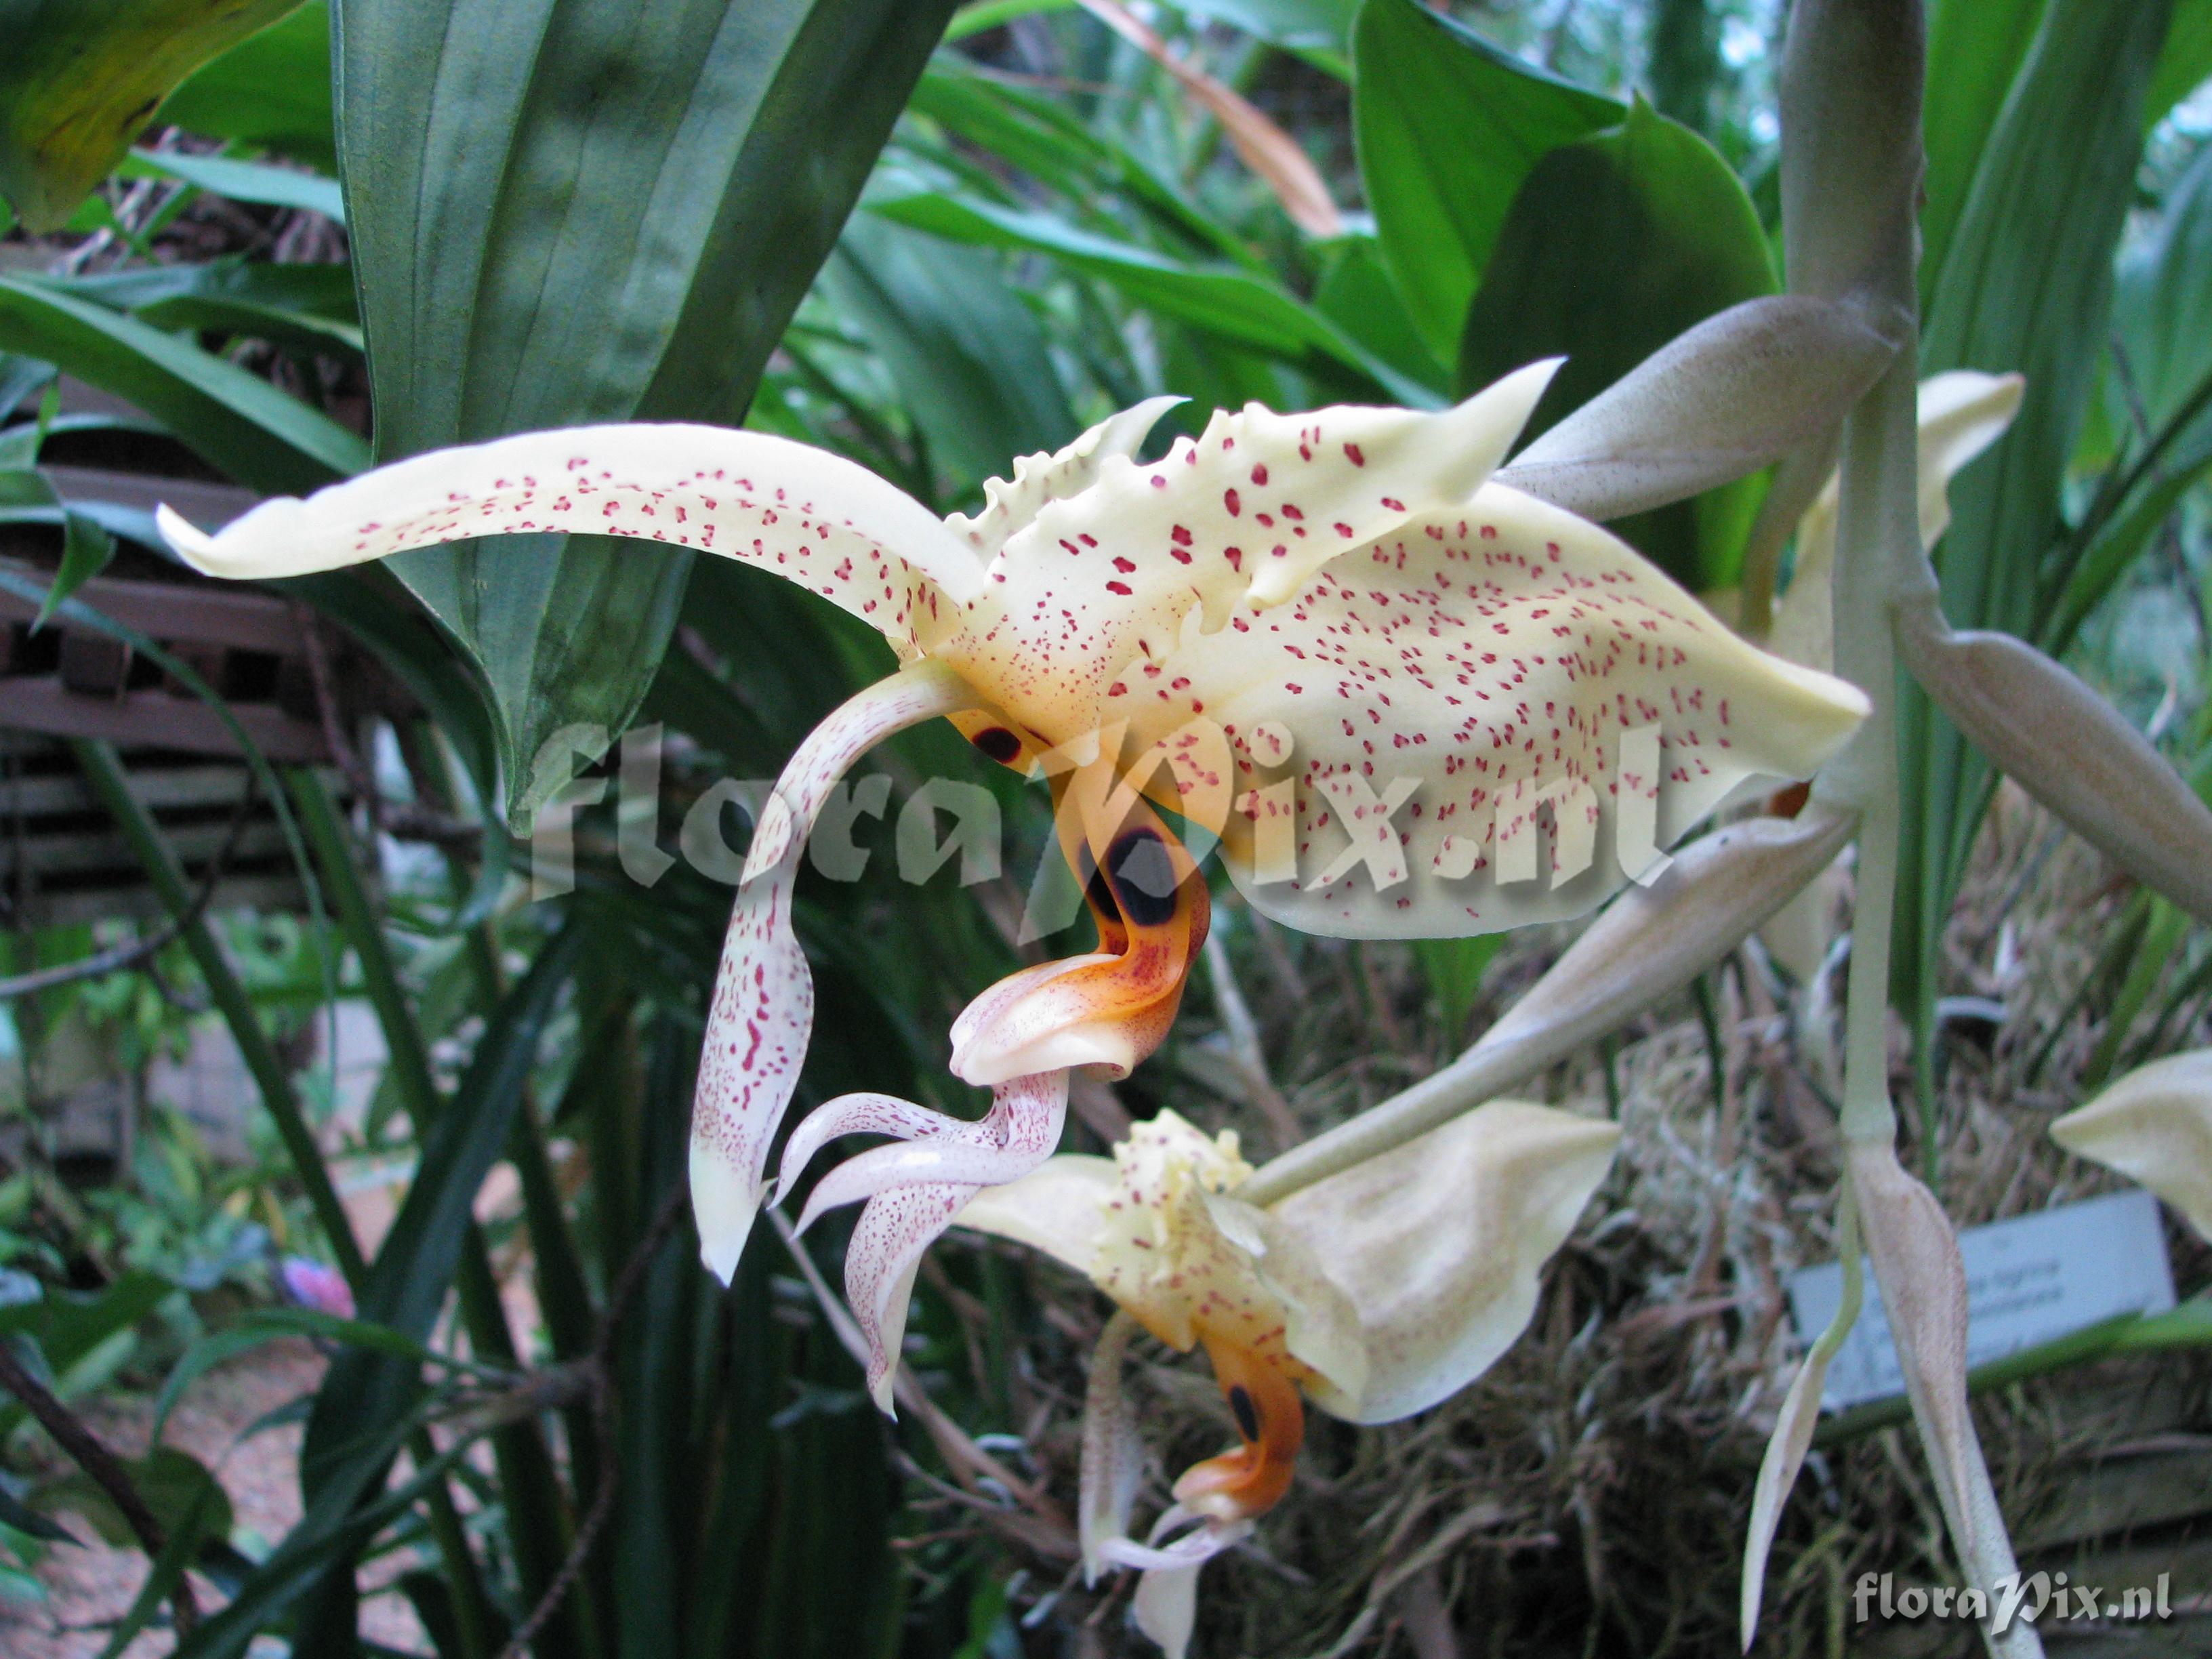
[
  {"x1": 956, "y1": 1101, "x2": 1618, "y2": 1656},
  {"x1": 158, "y1": 364, "x2": 1864, "y2": 1404},
  {"x1": 2051, "y1": 1049, "x2": 2212, "y2": 1240}
]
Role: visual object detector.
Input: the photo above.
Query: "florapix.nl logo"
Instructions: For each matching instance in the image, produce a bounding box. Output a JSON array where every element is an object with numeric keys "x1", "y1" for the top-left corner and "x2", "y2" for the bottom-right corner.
[
  {"x1": 1853, "y1": 1570, "x2": 2179, "y2": 1638},
  {"x1": 516, "y1": 710, "x2": 1689, "y2": 934}
]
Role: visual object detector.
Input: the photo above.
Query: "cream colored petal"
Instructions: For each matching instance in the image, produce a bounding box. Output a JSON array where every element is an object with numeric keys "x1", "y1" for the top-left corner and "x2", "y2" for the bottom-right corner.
[
  {"x1": 1128, "y1": 482, "x2": 1865, "y2": 939},
  {"x1": 1205, "y1": 1191, "x2": 1368, "y2": 1408},
  {"x1": 1769, "y1": 371, "x2": 2021, "y2": 675},
  {"x1": 943, "y1": 396, "x2": 1184, "y2": 560},
  {"x1": 950, "y1": 1153, "x2": 1120, "y2": 1277},
  {"x1": 938, "y1": 363, "x2": 1557, "y2": 743},
  {"x1": 957, "y1": 1114, "x2": 1368, "y2": 1401},
  {"x1": 1266, "y1": 1100, "x2": 1620, "y2": 1424},
  {"x1": 1767, "y1": 484, "x2": 1837, "y2": 673},
  {"x1": 1912, "y1": 371, "x2": 2024, "y2": 552},
  {"x1": 2051, "y1": 1048, "x2": 2212, "y2": 1240},
  {"x1": 157, "y1": 422, "x2": 983, "y2": 656}
]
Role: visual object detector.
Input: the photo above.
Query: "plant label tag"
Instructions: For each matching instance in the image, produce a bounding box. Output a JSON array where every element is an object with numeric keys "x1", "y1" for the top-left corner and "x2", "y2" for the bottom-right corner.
[{"x1": 1786, "y1": 1188, "x2": 2176, "y2": 1410}]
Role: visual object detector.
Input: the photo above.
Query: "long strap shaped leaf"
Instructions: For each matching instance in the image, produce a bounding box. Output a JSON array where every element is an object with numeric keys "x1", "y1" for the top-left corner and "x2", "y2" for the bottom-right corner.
[{"x1": 333, "y1": 0, "x2": 964, "y2": 822}]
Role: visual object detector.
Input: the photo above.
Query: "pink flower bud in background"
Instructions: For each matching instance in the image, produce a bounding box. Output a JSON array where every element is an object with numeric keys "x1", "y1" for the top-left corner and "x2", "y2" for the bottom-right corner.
[{"x1": 281, "y1": 1255, "x2": 355, "y2": 1320}]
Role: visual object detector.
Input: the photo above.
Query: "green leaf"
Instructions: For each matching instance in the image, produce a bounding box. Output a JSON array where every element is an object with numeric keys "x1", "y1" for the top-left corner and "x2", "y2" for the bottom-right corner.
[
  {"x1": 0, "y1": 1485, "x2": 77, "y2": 1545},
  {"x1": 36, "y1": 1446, "x2": 231, "y2": 1553},
  {"x1": 1311, "y1": 234, "x2": 1450, "y2": 393},
  {"x1": 2111, "y1": 139, "x2": 2212, "y2": 444},
  {"x1": 1411, "y1": 933, "x2": 1500, "y2": 1046},
  {"x1": 0, "y1": 275, "x2": 367, "y2": 492},
  {"x1": 1900, "y1": 0, "x2": 2174, "y2": 1026},
  {"x1": 56, "y1": 258, "x2": 363, "y2": 359},
  {"x1": 1352, "y1": 0, "x2": 1619, "y2": 364},
  {"x1": 1174, "y1": 0, "x2": 1355, "y2": 55},
  {"x1": 92, "y1": 1473, "x2": 225, "y2": 1659},
  {"x1": 150, "y1": 1309, "x2": 458, "y2": 1450},
  {"x1": 823, "y1": 215, "x2": 1077, "y2": 501},
  {"x1": 337, "y1": 0, "x2": 964, "y2": 827},
  {"x1": 34, "y1": 508, "x2": 117, "y2": 628},
  {"x1": 0, "y1": 1271, "x2": 171, "y2": 1368},
  {"x1": 125, "y1": 147, "x2": 344, "y2": 222},
  {"x1": 944, "y1": 0, "x2": 1074, "y2": 40},
  {"x1": 2147, "y1": 0, "x2": 2212, "y2": 132},
  {"x1": 260, "y1": 926, "x2": 579, "y2": 1655},
  {"x1": 907, "y1": 63, "x2": 1256, "y2": 265},
  {"x1": 156, "y1": 1, "x2": 335, "y2": 172},
  {"x1": 1455, "y1": 98, "x2": 1776, "y2": 589},
  {"x1": 1919, "y1": 0, "x2": 2048, "y2": 310},
  {"x1": 0, "y1": 0, "x2": 302, "y2": 231},
  {"x1": 0, "y1": 355, "x2": 53, "y2": 420},
  {"x1": 874, "y1": 191, "x2": 1432, "y2": 403}
]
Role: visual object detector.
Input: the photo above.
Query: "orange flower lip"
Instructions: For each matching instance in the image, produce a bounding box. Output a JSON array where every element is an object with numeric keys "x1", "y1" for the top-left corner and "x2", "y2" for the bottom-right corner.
[
  {"x1": 1172, "y1": 1331, "x2": 1307, "y2": 1523},
  {"x1": 949, "y1": 764, "x2": 1210, "y2": 1088}
]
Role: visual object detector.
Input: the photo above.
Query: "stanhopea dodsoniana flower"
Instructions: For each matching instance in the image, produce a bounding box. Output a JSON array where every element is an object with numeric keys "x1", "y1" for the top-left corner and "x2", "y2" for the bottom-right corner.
[
  {"x1": 161, "y1": 367, "x2": 1862, "y2": 1401},
  {"x1": 956, "y1": 1103, "x2": 1618, "y2": 1657}
]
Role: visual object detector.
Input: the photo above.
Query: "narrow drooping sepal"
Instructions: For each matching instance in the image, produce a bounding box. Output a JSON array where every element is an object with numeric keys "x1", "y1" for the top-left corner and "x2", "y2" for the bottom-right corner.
[
  {"x1": 689, "y1": 662, "x2": 980, "y2": 1285},
  {"x1": 157, "y1": 422, "x2": 987, "y2": 654}
]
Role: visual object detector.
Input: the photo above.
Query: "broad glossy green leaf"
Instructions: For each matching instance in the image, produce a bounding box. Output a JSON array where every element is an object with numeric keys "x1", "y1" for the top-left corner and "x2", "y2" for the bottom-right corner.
[
  {"x1": 156, "y1": 1, "x2": 335, "y2": 172},
  {"x1": 338, "y1": 0, "x2": 963, "y2": 825},
  {"x1": 1918, "y1": 0, "x2": 2047, "y2": 310},
  {"x1": 0, "y1": 275, "x2": 367, "y2": 491},
  {"x1": 1352, "y1": 0, "x2": 1619, "y2": 364},
  {"x1": 0, "y1": 0, "x2": 301, "y2": 231},
  {"x1": 1456, "y1": 98, "x2": 1776, "y2": 588},
  {"x1": 1312, "y1": 234, "x2": 1449, "y2": 393},
  {"x1": 1900, "y1": 0, "x2": 2173, "y2": 1022},
  {"x1": 823, "y1": 214, "x2": 1077, "y2": 502}
]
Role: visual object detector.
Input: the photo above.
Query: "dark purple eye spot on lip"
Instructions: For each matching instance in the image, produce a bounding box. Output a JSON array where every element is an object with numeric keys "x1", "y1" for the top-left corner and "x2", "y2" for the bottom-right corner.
[
  {"x1": 1108, "y1": 827, "x2": 1179, "y2": 927},
  {"x1": 1228, "y1": 1382, "x2": 1261, "y2": 1441},
  {"x1": 971, "y1": 726, "x2": 1023, "y2": 763}
]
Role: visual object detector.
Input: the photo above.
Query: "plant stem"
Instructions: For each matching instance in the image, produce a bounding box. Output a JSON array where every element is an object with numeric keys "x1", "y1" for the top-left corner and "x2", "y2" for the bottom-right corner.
[
  {"x1": 0, "y1": 1343, "x2": 197, "y2": 1632},
  {"x1": 1812, "y1": 331, "x2": 1923, "y2": 1149}
]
